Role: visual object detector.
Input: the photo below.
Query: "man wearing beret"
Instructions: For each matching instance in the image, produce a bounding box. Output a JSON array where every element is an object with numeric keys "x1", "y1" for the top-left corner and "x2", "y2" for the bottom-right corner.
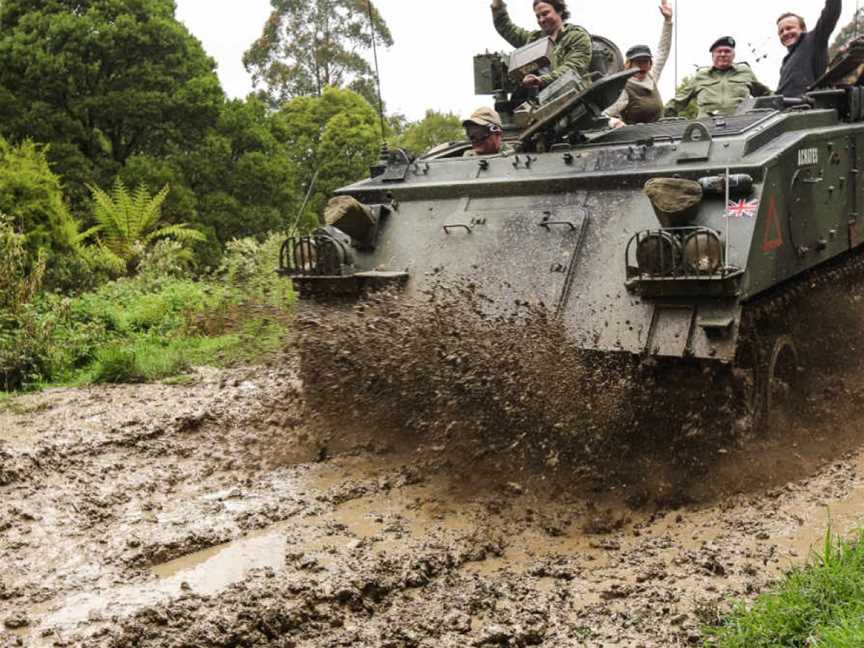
[
  {"x1": 462, "y1": 107, "x2": 515, "y2": 157},
  {"x1": 665, "y1": 37, "x2": 772, "y2": 118},
  {"x1": 776, "y1": 1, "x2": 842, "y2": 98}
]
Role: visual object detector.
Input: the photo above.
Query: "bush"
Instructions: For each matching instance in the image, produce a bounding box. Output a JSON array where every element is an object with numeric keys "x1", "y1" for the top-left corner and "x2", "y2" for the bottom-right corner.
[
  {"x1": 137, "y1": 239, "x2": 195, "y2": 281},
  {"x1": 91, "y1": 346, "x2": 145, "y2": 384},
  {"x1": 1, "y1": 217, "x2": 295, "y2": 391},
  {"x1": 0, "y1": 215, "x2": 54, "y2": 390},
  {"x1": 0, "y1": 138, "x2": 81, "y2": 258},
  {"x1": 217, "y1": 233, "x2": 295, "y2": 306}
]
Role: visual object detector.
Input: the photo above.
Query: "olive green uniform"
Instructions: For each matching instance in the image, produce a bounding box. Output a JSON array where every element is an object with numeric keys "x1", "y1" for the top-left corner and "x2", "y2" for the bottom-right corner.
[
  {"x1": 665, "y1": 63, "x2": 772, "y2": 118},
  {"x1": 492, "y1": 5, "x2": 592, "y2": 87}
]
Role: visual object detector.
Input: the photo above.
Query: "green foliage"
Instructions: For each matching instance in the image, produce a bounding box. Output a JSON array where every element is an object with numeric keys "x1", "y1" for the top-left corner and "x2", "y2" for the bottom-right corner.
[
  {"x1": 390, "y1": 110, "x2": 465, "y2": 156},
  {"x1": 218, "y1": 233, "x2": 296, "y2": 305},
  {"x1": 0, "y1": 138, "x2": 81, "y2": 258},
  {"x1": 0, "y1": 215, "x2": 44, "y2": 312},
  {"x1": 707, "y1": 527, "x2": 864, "y2": 647},
  {"x1": 273, "y1": 87, "x2": 381, "y2": 230},
  {"x1": 118, "y1": 97, "x2": 303, "y2": 254},
  {"x1": 0, "y1": 215, "x2": 51, "y2": 390},
  {"x1": 244, "y1": 0, "x2": 393, "y2": 107},
  {"x1": 83, "y1": 179, "x2": 205, "y2": 274},
  {"x1": 0, "y1": 0, "x2": 224, "y2": 204},
  {"x1": 830, "y1": 9, "x2": 864, "y2": 59},
  {"x1": 90, "y1": 345, "x2": 149, "y2": 384},
  {"x1": 0, "y1": 226, "x2": 296, "y2": 391},
  {"x1": 137, "y1": 239, "x2": 196, "y2": 281}
]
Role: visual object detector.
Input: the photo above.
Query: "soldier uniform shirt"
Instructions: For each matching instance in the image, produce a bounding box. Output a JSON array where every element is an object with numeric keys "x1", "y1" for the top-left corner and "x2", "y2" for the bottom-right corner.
[
  {"x1": 665, "y1": 63, "x2": 772, "y2": 118},
  {"x1": 492, "y1": 5, "x2": 592, "y2": 87},
  {"x1": 777, "y1": 0, "x2": 842, "y2": 98}
]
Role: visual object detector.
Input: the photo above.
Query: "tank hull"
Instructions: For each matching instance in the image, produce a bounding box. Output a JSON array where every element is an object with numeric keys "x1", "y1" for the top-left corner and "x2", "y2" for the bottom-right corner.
[{"x1": 287, "y1": 106, "x2": 864, "y2": 366}]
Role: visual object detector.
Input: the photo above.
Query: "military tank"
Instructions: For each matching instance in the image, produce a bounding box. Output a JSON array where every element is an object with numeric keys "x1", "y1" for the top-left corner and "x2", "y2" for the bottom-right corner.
[{"x1": 280, "y1": 38, "x2": 864, "y2": 431}]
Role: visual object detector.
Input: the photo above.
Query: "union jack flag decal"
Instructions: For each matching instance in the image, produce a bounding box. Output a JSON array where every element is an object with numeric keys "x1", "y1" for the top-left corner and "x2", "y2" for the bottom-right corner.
[{"x1": 725, "y1": 199, "x2": 760, "y2": 219}]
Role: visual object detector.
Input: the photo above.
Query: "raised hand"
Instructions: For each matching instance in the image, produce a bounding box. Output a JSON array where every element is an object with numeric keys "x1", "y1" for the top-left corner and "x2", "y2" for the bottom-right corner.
[{"x1": 659, "y1": 0, "x2": 673, "y2": 20}]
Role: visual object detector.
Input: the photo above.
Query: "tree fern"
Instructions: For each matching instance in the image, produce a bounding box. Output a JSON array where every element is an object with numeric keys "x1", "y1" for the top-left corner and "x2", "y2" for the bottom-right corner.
[{"x1": 82, "y1": 180, "x2": 205, "y2": 274}]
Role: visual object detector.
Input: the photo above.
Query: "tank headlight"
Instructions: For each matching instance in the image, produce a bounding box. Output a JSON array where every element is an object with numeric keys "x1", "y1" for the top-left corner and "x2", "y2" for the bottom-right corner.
[
  {"x1": 636, "y1": 232, "x2": 681, "y2": 275},
  {"x1": 292, "y1": 239, "x2": 319, "y2": 272},
  {"x1": 683, "y1": 230, "x2": 724, "y2": 274}
]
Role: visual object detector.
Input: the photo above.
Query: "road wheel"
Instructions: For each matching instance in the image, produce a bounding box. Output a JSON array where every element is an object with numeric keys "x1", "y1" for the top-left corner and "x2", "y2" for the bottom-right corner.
[
  {"x1": 762, "y1": 334, "x2": 802, "y2": 426},
  {"x1": 730, "y1": 335, "x2": 764, "y2": 438}
]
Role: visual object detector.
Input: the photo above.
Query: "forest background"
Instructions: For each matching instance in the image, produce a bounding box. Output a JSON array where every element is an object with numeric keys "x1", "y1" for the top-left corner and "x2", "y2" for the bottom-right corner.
[{"x1": 0, "y1": 0, "x2": 466, "y2": 391}]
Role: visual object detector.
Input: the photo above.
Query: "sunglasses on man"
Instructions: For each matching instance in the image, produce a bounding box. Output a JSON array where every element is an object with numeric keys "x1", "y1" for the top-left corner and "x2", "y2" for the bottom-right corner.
[{"x1": 466, "y1": 125, "x2": 501, "y2": 144}]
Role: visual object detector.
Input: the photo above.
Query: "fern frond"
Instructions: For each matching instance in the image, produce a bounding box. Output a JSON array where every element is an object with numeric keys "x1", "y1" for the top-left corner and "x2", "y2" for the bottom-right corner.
[
  {"x1": 145, "y1": 224, "x2": 206, "y2": 244},
  {"x1": 75, "y1": 225, "x2": 103, "y2": 244}
]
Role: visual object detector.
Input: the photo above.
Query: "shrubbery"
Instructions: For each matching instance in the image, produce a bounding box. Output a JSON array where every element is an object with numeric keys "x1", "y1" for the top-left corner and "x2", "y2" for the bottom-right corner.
[
  {"x1": 0, "y1": 215, "x2": 52, "y2": 390},
  {"x1": 0, "y1": 231, "x2": 294, "y2": 390}
]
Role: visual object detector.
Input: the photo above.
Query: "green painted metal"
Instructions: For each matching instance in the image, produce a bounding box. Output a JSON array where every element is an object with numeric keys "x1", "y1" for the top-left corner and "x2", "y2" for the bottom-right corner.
[{"x1": 285, "y1": 79, "x2": 864, "y2": 366}]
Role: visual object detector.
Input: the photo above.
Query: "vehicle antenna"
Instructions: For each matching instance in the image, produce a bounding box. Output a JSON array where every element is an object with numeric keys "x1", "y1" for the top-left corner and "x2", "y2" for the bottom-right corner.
[
  {"x1": 366, "y1": 0, "x2": 387, "y2": 143},
  {"x1": 858, "y1": 0, "x2": 862, "y2": 39},
  {"x1": 288, "y1": 168, "x2": 321, "y2": 237},
  {"x1": 724, "y1": 167, "x2": 731, "y2": 272},
  {"x1": 673, "y1": 0, "x2": 678, "y2": 91}
]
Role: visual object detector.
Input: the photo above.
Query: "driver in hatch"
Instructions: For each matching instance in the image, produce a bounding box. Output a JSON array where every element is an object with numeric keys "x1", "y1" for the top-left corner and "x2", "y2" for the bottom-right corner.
[{"x1": 462, "y1": 107, "x2": 515, "y2": 157}]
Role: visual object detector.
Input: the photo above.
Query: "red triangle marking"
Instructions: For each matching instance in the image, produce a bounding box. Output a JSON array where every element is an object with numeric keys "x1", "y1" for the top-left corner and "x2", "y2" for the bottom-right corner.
[{"x1": 762, "y1": 195, "x2": 783, "y2": 253}]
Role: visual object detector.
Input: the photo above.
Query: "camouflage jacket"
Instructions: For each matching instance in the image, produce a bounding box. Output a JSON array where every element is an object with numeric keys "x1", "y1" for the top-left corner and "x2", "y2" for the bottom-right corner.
[
  {"x1": 664, "y1": 63, "x2": 772, "y2": 118},
  {"x1": 492, "y1": 6, "x2": 592, "y2": 87}
]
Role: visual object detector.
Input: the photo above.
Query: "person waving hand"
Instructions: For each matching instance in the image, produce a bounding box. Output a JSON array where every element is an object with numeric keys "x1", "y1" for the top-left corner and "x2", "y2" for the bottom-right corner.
[{"x1": 490, "y1": 0, "x2": 593, "y2": 90}]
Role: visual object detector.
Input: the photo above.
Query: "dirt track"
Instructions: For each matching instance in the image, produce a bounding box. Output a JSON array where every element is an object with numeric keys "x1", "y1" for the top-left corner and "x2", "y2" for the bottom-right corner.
[{"x1": 2, "y1": 344, "x2": 864, "y2": 647}]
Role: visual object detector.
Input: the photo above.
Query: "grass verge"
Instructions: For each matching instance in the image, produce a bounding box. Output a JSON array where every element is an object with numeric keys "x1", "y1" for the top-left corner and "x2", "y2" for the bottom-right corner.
[{"x1": 707, "y1": 527, "x2": 864, "y2": 647}]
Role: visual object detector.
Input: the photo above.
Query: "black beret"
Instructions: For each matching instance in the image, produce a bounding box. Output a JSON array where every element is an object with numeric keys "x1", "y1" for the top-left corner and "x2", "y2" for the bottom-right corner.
[
  {"x1": 710, "y1": 36, "x2": 736, "y2": 52},
  {"x1": 626, "y1": 44, "x2": 653, "y2": 60}
]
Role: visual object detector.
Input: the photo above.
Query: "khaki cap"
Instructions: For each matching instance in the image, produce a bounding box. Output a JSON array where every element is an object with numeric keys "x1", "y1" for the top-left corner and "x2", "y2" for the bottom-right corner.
[{"x1": 462, "y1": 106, "x2": 502, "y2": 129}]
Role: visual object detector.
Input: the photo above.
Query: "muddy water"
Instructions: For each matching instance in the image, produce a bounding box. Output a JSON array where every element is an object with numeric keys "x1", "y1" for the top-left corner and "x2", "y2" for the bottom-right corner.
[{"x1": 2, "y1": 355, "x2": 864, "y2": 646}]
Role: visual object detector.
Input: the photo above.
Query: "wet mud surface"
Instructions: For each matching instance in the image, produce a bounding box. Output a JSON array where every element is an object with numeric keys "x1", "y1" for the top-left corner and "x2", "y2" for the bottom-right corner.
[{"x1": 2, "y1": 290, "x2": 864, "y2": 647}]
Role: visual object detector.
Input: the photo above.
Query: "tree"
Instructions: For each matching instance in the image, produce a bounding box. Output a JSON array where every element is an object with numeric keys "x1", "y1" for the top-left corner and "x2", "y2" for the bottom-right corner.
[
  {"x1": 120, "y1": 96, "x2": 303, "y2": 258},
  {"x1": 83, "y1": 179, "x2": 205, "y2": 274},
  {"x1": 390, "y1": 110, "x2": 465, "y2": 156},
  {"x1": 244, "y1": 0, "x2": 393, "y2": 107},
  {"x1": 271, "y1": 87, "x2": 382, "y2": 230},
  {"x1": 0, "y1": 0, "x2": 224, "y2": 203},
  {"x1": 830, "y1": 8, "x2": 864, "y2": 59}
]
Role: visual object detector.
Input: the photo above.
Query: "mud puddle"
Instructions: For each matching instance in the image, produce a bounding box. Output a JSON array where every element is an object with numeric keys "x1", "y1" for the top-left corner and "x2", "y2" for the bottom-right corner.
[{"x1": 4, "y1": 358, "x2": 864, "y2": 646}]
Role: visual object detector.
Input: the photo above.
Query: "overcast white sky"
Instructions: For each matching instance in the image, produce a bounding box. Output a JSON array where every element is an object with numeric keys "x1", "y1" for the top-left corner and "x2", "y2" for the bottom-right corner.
[{"x1": 175, "y1": 0, "x2": 861, "y2": 121}]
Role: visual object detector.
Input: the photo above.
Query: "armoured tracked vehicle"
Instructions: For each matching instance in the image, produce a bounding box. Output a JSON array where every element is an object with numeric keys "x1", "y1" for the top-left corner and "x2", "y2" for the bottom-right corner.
[{"x1": 280, "y1": 39, "x2": 864, "y2": 429}]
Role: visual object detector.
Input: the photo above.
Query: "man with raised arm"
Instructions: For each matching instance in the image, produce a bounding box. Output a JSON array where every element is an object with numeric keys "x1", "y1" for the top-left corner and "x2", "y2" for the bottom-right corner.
[
  {"x1": 489, "y1": 0, "x2": 592, "y2": 91},
  {"x1": 776, "y1": 0, "x2": 843, "y2": 98}
]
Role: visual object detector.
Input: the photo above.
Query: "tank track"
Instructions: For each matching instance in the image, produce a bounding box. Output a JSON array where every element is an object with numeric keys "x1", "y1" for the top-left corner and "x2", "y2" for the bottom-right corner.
[
  {"x1": 742, "y1": 245, "x2": 864, "y2": 330},
  {"x1": 722, "y1": 244, "x2": 864, "y2": 432}
]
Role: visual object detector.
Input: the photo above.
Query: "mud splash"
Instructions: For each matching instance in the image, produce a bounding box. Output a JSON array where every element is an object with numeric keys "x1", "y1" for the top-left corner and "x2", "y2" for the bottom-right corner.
[{"x1": 1, "y1": 283, "x2": 864, "y2": 646}]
